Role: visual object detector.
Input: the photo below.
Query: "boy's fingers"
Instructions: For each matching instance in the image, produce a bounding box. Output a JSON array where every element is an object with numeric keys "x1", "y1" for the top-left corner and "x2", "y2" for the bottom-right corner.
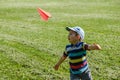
[
  {"x1": 53, "y1": 65, "x2": 59, "y2": 70},
  {"x1": 95, "y1": 44, "x2": 101, "y2": 50}
]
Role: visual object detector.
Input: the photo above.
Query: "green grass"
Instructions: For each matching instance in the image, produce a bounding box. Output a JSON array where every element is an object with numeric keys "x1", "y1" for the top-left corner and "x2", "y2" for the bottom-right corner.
[{"x1": 0, "y1": 0, "x2": 120, "y2": 80}]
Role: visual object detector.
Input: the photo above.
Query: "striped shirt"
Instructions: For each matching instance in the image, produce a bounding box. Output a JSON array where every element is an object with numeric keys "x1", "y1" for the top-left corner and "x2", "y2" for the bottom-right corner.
[{"x1": 63, "y1": 42, "x2": 89, "y2": 74}]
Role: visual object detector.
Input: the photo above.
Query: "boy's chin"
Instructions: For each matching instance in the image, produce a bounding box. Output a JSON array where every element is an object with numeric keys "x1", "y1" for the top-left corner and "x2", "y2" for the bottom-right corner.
[
  {"x1": 68, "y1": 40, "x2": 72, "y2": 43},
  {"x1": 69, "y1": 41, "x2": 74, "y2": 44}
]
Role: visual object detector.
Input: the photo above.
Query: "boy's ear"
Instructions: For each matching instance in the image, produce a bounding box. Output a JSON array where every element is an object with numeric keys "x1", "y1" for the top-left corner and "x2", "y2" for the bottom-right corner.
[{"x1": 77, "y1": 35, "x2": 81, "y2": 39}]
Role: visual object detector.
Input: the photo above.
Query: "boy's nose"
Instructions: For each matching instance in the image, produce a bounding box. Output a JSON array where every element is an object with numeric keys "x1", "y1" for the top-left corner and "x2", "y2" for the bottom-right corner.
[{"x1": 68, "y1": 37, "x2": 70, "y2": 40}]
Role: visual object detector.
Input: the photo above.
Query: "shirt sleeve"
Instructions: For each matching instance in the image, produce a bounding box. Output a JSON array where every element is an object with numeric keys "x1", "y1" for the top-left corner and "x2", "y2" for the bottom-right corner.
[
  {"x1": 83, "y1": 42, "x2": 90, "y2": 50},
  {"x1": 63, "y1": 51, "x2": 68, "y2": 57},
  {"x1": 63, "y1": 45, "x2": 68, "y2": 57}
]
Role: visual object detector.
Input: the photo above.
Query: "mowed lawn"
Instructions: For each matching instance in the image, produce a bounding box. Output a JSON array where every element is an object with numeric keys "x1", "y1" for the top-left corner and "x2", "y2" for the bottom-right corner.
[{"x1": 0, "y1": 0, "x2": 120, "y2": 80}]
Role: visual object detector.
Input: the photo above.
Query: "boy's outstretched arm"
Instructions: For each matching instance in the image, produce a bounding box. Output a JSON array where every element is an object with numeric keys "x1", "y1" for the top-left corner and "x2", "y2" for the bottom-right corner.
[
  {"x1": 88, "y1": 43, "x2": 101, "y2": 50},
  {"x1": 54, "y1": 55, "x2": 67, "y2": 70}
]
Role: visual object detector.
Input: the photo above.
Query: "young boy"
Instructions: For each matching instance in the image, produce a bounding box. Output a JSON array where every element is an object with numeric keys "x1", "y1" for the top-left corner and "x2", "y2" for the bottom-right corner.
[{"x1": 54, "y1": 26, "x2": 101, "y2": 80}]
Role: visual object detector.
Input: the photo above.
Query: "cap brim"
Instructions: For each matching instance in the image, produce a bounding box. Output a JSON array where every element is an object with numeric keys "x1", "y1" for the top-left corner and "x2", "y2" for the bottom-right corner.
[
  {"x1": 66, "y1": 27, "x2": 74, "y2": 31},
  {"x1": 66, "y1": 27, "x2": 70, "y2": 31}
]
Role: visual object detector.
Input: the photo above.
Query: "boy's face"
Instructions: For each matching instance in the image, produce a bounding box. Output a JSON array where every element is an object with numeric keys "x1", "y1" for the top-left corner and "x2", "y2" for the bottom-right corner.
[{"x1": 68, "y1": 30, "x2": 80, "y2": 44}]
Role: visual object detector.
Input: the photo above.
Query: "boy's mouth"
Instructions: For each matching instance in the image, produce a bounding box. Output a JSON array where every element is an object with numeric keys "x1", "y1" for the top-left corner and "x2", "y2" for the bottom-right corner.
[{"x1": 68, "y1": 37, "x2": 70, "y2": 41}]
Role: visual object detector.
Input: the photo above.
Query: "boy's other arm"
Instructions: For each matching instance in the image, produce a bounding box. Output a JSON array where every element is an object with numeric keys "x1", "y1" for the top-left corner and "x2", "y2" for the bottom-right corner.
[
  {"x1": 86, "y1": 43, "x2": 101, "y2": 50},
  {"x1": 54, "y1": 55, "x2": 67, "y2": 70}
]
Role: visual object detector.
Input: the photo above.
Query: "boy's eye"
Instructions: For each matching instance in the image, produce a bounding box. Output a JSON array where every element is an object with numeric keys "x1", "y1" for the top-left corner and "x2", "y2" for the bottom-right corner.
[{"x1": 69, "y1": 33, "x2": 75, "y2": 36}]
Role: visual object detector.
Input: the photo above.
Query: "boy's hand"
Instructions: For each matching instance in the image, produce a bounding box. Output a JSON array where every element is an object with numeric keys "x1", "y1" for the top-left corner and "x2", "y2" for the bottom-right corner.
[
  {"x1": 53, "y1": 55, "x2": 67, "y2": 71},
  {"x1": 93, "y1": 43, "x2": 101, "y2": 50},
  {"x1": 88, "y1": 43, "x2": 101, "y2": 50},
  {"x1": 54, "y1": 64, "x2": 59, "y2": 70}
]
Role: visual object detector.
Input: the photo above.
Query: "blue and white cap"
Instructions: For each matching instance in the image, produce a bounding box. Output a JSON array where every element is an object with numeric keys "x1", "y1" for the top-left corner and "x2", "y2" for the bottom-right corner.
[{"x1": 66, "y1": 26, "x2": 85, "y2": 40}]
